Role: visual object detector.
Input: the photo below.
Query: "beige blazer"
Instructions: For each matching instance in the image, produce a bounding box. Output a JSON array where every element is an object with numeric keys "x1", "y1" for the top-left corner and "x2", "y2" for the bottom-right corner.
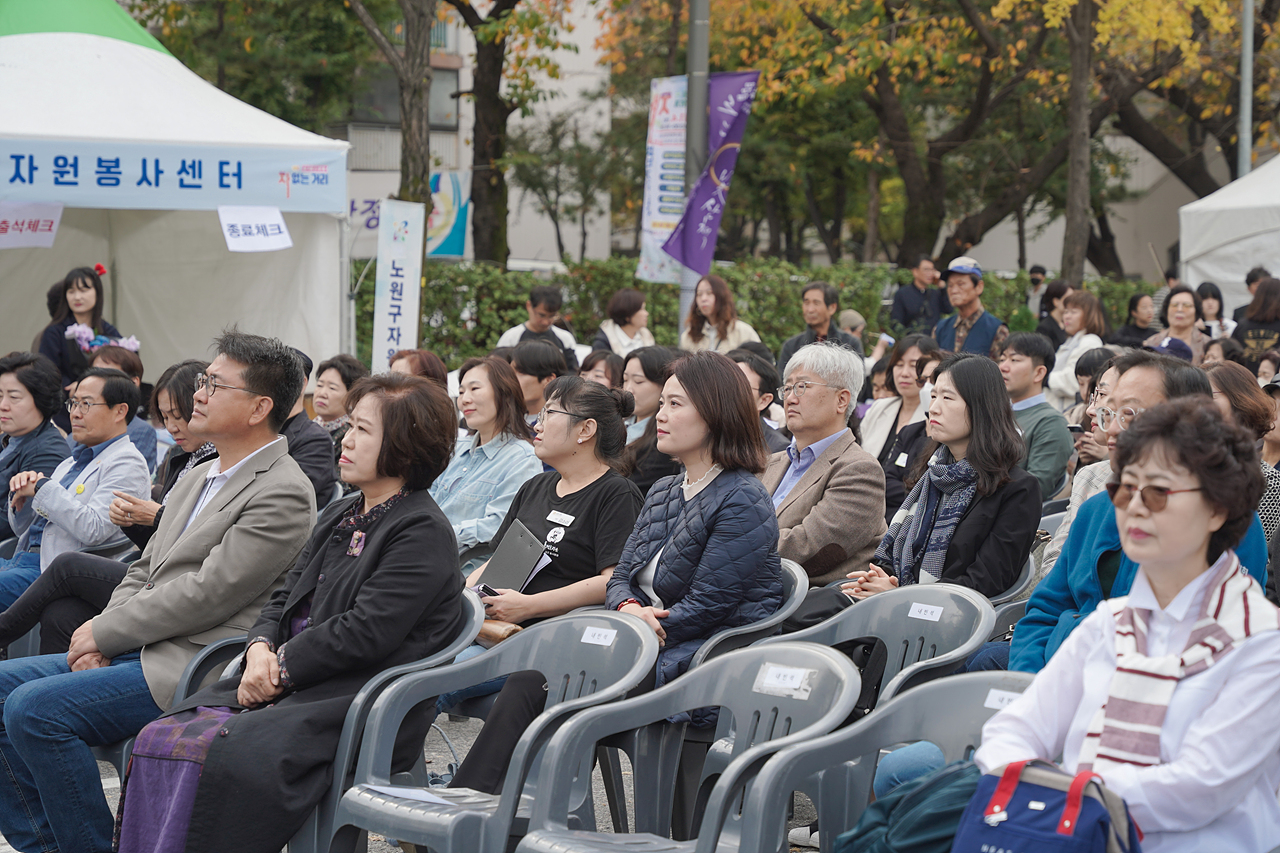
[
  {"x1": 93, "y1": 438, "x2": 316, "y2": 709},
  {"x1": 761, "y1": 429, "x2": 888, "y2": 586}
]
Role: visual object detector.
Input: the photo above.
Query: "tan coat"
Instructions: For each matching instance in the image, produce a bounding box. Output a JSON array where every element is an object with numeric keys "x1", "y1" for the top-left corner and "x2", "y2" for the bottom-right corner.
[
  {"x1": 93, "y1": 438, "x2": 316, "y2": 709},
  {"x1": 679, "y1": 319, "x2": 760, "y2": 353},
  {"x1": 761, "y1": 430, "x2": 888, "y2": 586}
]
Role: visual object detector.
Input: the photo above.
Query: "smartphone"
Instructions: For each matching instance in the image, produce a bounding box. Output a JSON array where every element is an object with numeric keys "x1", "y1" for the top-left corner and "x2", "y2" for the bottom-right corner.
[
  {"x1": 879, "y1": 333, "x2": 895, "y2": 346},
  {"x1": 1067, "y1": 424, "x2": 1086, "y2": 434},
  {"x1": 475, "y1": 583, "x2": 500, "y2": 598}
]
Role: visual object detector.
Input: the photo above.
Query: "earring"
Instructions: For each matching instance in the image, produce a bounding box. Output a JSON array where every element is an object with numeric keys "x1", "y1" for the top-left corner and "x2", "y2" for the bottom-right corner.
[{"x1": 577, "y1": 438, "x2": 583, "y2": 444}]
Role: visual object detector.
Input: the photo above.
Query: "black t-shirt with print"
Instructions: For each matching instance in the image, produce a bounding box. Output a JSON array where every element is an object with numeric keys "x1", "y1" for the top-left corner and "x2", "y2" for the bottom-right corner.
[{"x1": 492, "y1": 470, "x2": 642, "y2": 598}]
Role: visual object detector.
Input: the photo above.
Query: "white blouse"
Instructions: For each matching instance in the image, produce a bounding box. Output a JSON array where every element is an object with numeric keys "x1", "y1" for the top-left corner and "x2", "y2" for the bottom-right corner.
[{"x1": 975, "y1": 566, "x2": 1280, "y2": 852}]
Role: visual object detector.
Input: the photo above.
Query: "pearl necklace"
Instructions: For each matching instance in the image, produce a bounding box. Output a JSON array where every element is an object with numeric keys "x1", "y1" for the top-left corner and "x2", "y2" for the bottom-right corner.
[{"x1": 683, "y1": 463, "x2": 722, "y2": 492}]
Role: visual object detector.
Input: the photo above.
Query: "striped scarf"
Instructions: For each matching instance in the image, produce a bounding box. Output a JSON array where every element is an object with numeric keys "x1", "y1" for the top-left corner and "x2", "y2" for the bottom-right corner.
[
  {"x1": 873, "y1": 447, "x2": 979, "y2": 585},
  {"x1": 1078, "y1": 551, "x2": 1279, "y2": 773}
]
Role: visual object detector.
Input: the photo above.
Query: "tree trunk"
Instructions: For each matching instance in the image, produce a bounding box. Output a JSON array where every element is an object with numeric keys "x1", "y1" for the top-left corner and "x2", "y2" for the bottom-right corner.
[
  {"x1": 1016, "y1": 200, "x2": 1027, "y2": 270},
  {"x1": 863, "y1": 168, "x2": 879, "y2": 263},
  {"x1": 1060, "y1": 0, "x2": 1093, "y2": 287},
  {"x1": 470, "y1": 35, "x2": 514, "y2": 264},
  {"x1": 1086, "y1": 210, "x2": 1124, "y2": 277},
  {"x1": 666, "y1": 0, "x2": 683, "y2": 77}
]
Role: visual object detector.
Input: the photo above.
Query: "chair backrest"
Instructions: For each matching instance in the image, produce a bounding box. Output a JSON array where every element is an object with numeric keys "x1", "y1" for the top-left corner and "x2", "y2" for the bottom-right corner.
[
  {"x1": 1040, "y1": 510, "x2": 1067, "y2": 540},
  {"x1": 687, "y1": 558, "x2": 808, "y2": 668},
  {"x1": 739, "y1": 670, "x2": 1035, "y2": 853},
  {"x1": 328, "y1": 481, "x2": 344, "y2": 508},
  {"x1": 0, "y1": 537, "x2": 17, "y2": 560},
  {"x1": 989, "y1": 556, "x2": 1034, "y2": 606},
  {"x1": 763, "y1": 584, "x2": 995, "y2": 700}
]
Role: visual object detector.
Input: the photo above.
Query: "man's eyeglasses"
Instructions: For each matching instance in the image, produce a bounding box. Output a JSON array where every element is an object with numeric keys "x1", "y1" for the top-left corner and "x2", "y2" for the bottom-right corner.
[
  {"x1": 777, "y1": 381, "x2": 835, "y2": 400},
  {"x1": 65, "y1": 399, "x2": 112, "y2": 414},
  {"x1": 536, "y1": 407, "x2": 585, "y2": 428},
  {"x1": 195, "y1": 374, "x2": 253, "y2": 398},
  {"x1": 1095, "y1": 406, "x2": 1143, "y2": 431},
  {"x1": 1106, "y1": 481, "x2": 1201, "y2": 512}
]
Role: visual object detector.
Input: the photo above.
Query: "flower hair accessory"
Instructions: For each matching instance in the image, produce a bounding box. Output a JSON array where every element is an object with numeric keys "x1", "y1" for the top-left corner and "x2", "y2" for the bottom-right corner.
[
  {"x1": 93, "y1": 263, "x2": 107, "y2": 277},
  {"x1": 64, "y1": 324, "x2": 141, "y2": 354}
]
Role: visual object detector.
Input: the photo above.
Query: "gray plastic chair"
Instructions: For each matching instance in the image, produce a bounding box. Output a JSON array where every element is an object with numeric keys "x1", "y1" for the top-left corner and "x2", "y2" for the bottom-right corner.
[
  {"x1": 990, "y1": 599, "x2": 1028, "y2": 642},
  {"x1": 1040, "y1": 511, "x2": 1067, "y2": 541},
  {"x1": 327, "y1": 481, "x2": 345, "y2": 508},
  {"x1": 0, "y1": 537, "x2": 17, "y2": 559},
  {"x1": 989, "y1": 556, "x2": 1034, "y2": 607},
  {"x1": 740, "y1": 670, "x2": 1034, "y2": 853},
  {"x1": 7, "y1": 625, "x2": 40, "y2": 659},
  {"x1": 594, "y1": 559, "x2": 809, "y2": 836},
  {"x1": 332, "y1": 611, "x2": 660, "y2": 853},
  {"x1": 515, "y1": 642, "x2": 863, "y2": 853}
]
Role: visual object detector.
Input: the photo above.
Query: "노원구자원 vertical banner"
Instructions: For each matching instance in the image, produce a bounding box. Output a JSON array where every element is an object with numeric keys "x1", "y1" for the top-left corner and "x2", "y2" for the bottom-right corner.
[
  {"x1": 371, "y1": 199, "x2": 426, "y2": 373},
  {"x1": 636, "y1": 75, "x2": 687, "y2": 284}
]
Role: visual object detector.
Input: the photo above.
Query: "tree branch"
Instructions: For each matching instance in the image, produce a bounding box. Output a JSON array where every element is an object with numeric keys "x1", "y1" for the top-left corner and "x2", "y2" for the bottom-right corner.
[
  {"x1": 1113, "y1": 99, "x2": 1221, "y2": 197},
  {"x1": 349, "y1": 0, "x2": 404, "y2": 78},
  {"x1": 443, "y1": 0, "x2": 484, "y2": 31},
  {"x1": 954, "y1": 0, "x2": 1000, "y2": 56}
]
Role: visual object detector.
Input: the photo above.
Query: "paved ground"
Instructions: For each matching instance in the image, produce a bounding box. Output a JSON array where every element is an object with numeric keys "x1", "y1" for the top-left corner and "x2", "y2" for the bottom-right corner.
[{"x1": 0, "y1": 715, "x2": 815, "y2": 853}]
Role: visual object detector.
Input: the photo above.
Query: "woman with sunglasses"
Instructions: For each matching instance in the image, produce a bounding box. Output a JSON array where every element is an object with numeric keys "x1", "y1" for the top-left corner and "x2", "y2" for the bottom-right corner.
[{"x1": 977, "y1": 399, "x2": 1280, "y2": 852}]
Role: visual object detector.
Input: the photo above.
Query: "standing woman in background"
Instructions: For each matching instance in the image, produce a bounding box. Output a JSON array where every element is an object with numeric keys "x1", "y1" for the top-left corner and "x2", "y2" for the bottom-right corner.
[
  {"x1": 1232, "y1": 279, "x2": 1280, "y2": 375},
  {"x1": 1034, "y1": 280, "x2": 1072, "y2": 350},
  {"x1": 592, "y1": 288, "x2": 655, "y2": 357},
  {"x1": 1110, "y1": 293, "x2": 1156, "y2": 349},
  {"x1": 1145, "y1": 285, "x2": 1208, "y2": 365},
  {"x1": 39, "y1": 266, "x2": 125, "y2": 430},
  {"x1": 1046, "y1": 291, "x2": 1107, "y2": 411},
  {"x1": 679, "y1": 275, "x2": 760, "y2": 353},
  {"x1": 1198, "y1": 282, "x2": 1236, "y2": 339}
]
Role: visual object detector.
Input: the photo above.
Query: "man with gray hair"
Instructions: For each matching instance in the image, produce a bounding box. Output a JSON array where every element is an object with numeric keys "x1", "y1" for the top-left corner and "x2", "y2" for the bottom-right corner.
[{"x1": 761, "y1": 343, "x2": 888, "y2": 586}]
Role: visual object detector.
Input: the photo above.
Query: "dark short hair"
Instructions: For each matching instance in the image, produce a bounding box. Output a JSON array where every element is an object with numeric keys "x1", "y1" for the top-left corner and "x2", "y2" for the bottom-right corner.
[
  {"x1": 580, "y1": 350, "x2": 624, "y2": 387},
  {"x1": 1112, "y1": 349, "x2": 1212, "y2": 399},
  {"x1": 542, "y1": 375, "x2": 635, "y2": 471},
  {"x1": 150, "y1": 360, "x2": 209, "y2": 424},
  {"x1": 512, "y1": 339, "x2": 567, "y2": 380},
  {"x1": 50, "y1": 267, "x2": 105, "y2": 330},
  {"x1": 76, "y1": 367, "x2": 140, "y2": 424},
  {"x1": 885, "y1": 334, "x2": 941, "y2": 396},
  {"x1": 44, "y1": 282, "x2": 63, "y2": 319},
  {"x1": 1247, "y1": 266, "x2": 1271, "y2": 286},
  {"x1": 458, "y1": 356, "x2": 532, "y2": 443},
  {"x1": 1001, "y1": 332, "x2": 1056, "y2": 374},
  {"x1": 1204, "y1": 361, "x2": 1276, "y2": 440},
  {"x1": 528, "y1": 284, "x2": 563, "y2": 312},
  {"x1": 726, "y1": 348, "x2": 780, "y2": 406},
  {"x1": 623, "y1": 345, "x2": 679, "y2": 386},
  {"x1": 1029, "y1": 265, "x2": 1047, "y2": 276},
  {"x1": 669, "y1": 351, "x2": 767, "y2": 474},
  {"x1": 913, "y1": 255, "x2": 935, "y2": 270},
  {"x1": 1042, "y1": 279, "x2": 1072, "y2": 311},
  {"x1": 1209, "y1": 337, "x2": 1246, "y2": 365},
  {"x1": 0, "y1": 352, "x2": 62, "y2": 421},
  {"x1": 488, "y1": 346, "x2": 515, "y2": 363},
  {"x1": 1126, "y1": 292, "x2": 1151, "y2": 324},
  {"x1": 1197, "y1": 281, "x2": 1224, "y2": 306},
  {"x1": 212, "y1": 328, "x2": 304, "y2": 432},
  {"x1": 1246, "y1": 279, "x2": 1280, "y2": 324},
  {"x1": 1158, "y1": 285, "x2": 1204, "y2": 327},
  {"x1": 1165, "y1": 267, "x2": 1179, "y2": 282},
  {"x1": 1115, "y1": 398, "x2": 1262, "y2": 564},
  {"x1": 344, "y1": 373, "x2": 457, "y2": 490},
  {"x1": 736, "y1": 340, "x2": 775, "y2": 363},
  {"x1": 801, "y1": 281, "x2": 839, "y2": 308},
  {"x1": 606, "y1": 288, "x2": 647, "y2": 326},
  {"x1": 90, "y1": 345, "x2": 144, "y2": 381},
  {"x1": 1074, "y1": 347, "x2": 1114, "y2": 380},
  {"x1": 315, "y1": 353, "x2": 370, "y2": 391},
  {"x1": 390, "y1": 350, "x2": 447, "y2": 386},
  {"x1": 290, "y1": 348, "x2": 314, "y2": 382}
]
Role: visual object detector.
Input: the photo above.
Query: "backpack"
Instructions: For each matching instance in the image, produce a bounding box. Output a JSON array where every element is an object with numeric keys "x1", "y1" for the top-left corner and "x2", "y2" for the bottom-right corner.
[
  {"x1": 834, "y1": 760, "x2": 982, "y2": 853},
  {"x1": 831, "y1": 635, "x2": 888, "y2": 721},
  {"x1": 951, "y1": 760, "x2": 1142, "y2": 853}
]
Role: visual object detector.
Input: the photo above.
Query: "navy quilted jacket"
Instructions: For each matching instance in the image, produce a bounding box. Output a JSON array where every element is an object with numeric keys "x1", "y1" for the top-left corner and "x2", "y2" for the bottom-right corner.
[{"x1": 606, "y1": 467, "x2": 783, "y2": 689}]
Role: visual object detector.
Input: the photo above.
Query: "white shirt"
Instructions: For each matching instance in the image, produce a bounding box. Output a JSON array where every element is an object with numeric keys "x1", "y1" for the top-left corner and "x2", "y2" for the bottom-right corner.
[
  {"x1": 181, "y1": 438, "x2": 283, "y2": 534},
  {"x1": 976, "y1": 567, "x2": 1280, "y2": 853}
]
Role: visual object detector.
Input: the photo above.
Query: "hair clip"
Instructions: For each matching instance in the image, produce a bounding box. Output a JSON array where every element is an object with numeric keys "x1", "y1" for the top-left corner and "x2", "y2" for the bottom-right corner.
[{"x1": 94, "y1": 263, "x2": 107, "y2": 277}]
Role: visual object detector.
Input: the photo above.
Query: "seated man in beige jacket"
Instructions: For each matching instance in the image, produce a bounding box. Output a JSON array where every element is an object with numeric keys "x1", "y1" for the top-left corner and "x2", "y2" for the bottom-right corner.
[
  {"x1": 0, "y1": 329, "x2": 316, "y2": 853},
  {"x1": 763, "y1": 343, "x2": 887, "y2": 587}
]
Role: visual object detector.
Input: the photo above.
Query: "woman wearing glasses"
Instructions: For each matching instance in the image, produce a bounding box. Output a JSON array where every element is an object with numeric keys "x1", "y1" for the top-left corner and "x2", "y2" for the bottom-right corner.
[{"x1": 976, "y1": 399, "x2": 1280, "y2": 852}]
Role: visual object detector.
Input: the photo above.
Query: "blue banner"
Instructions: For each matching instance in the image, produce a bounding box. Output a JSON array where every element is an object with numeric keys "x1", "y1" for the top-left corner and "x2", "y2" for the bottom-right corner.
[{"x1": 0, "y1": 141, "x2": 346, "y2": 213}]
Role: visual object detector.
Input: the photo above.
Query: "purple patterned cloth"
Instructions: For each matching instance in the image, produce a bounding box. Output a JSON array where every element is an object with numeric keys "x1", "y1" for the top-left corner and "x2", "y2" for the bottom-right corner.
[{"x1": 115, "y1": 706, "x2": 236, "y2": 853}]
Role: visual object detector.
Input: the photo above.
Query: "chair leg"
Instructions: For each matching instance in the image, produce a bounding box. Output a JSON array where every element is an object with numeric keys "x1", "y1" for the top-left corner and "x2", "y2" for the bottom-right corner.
[
  {"x1": 669, "y1": 740, "x2": 710, "y2": 841},
  {"x1": 596, "y1": 745, "x2": 629, "y2": 833}
]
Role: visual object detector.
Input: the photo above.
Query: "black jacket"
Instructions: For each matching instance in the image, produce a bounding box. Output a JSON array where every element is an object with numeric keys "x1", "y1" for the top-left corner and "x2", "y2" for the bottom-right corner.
[
  {"x1": 777, "y1": 324, "x2": 863, "y2": 378},
  {"x1": 1109, "y1": 323, "x2": 1153, "y2": 349},
  {"x1": 171, "y1": 489, "x2": 466, "y2": 853},
  {"x1": 880, "y1": 421, "x2": 931, "y2": 522},
  {"x1": 762, "y1": 418, "x2": 790, "y2": 454},
  {"x1": 1035, "y1": 316, "x2": 1068, "y2": 350},
  {"x1": 282, "y1": 412, "x2": 339, "y2": 507},
  {"x1": 124, "y1": 443, "x2": 217, "y2": 550}
]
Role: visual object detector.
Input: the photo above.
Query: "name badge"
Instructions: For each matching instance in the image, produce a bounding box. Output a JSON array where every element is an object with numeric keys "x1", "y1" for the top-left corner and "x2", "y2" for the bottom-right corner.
[
  {"x1": 547, "y1": 510, "x2": 576, "y2": 526},
  {"x1": 895, "y1": 453, "x2": 909, "y2": 467}
]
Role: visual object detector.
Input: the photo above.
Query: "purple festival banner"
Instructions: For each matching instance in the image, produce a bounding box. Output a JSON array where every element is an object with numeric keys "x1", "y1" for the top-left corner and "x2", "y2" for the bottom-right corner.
[{"x1": 662, "y1": 70, "x2": 759, "y2": 275}]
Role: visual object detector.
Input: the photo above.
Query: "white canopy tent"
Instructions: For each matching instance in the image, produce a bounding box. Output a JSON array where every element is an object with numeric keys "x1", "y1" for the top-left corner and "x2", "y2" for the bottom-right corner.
[
  {"x1": 1179, "y1": 155, "x2": 1280, "y2": 317},
  {"x1": 0, "y1": 0, "x2": 350, "y2": 375}
]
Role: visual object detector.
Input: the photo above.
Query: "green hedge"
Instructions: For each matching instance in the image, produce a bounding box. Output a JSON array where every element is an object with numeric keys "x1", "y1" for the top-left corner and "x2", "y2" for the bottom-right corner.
[{"x1": 354, "y1": 257, "x2": 1155, "y2": 369}]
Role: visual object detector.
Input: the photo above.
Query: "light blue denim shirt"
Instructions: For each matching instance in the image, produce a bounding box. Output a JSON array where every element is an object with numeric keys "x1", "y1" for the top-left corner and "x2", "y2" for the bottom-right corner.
[{"x1": 429, "y1": 431, "x2": 543, "y2": 559}]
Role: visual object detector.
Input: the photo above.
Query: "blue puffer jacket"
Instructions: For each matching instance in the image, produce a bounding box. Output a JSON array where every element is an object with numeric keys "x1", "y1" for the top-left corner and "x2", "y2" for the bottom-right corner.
[{"x1": 607, "y1": 467, "x2": 783, "y2": 693}]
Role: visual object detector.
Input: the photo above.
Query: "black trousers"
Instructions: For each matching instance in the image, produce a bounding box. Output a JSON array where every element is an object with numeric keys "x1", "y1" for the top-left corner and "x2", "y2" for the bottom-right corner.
[
  {"x1": 449, "y1": 664, "x2": 658, "y2": 795},
  {"x1": 0, "y1": 551, "x2": 126, "y2": 655}
]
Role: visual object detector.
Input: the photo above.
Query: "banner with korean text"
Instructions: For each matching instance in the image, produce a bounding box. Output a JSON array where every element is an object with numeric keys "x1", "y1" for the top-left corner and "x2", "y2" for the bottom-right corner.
[
  {"x1": 662, "y1": 71, "x2": 759, "y2": 276},
  {"x1": 636, "y1": 75, "x2": 687, "y2": 284},
  {"x1": 371, "y1": 200, "x2": 427, "y2": 373}
]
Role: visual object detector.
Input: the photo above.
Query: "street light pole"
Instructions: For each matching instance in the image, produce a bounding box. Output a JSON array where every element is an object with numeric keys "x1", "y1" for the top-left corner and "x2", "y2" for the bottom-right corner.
[
  {"x1": 1240, "y1": 0, "x2": 1254, "y2": 178},
  {"x1": 679, "y1": 0, "x2": 711, "y2": 325}
]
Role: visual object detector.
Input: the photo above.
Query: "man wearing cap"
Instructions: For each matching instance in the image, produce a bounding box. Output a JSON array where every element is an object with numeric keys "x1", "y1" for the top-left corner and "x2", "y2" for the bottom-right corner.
[
  {"x1": 1026, "y1": 264, "x2": 1048, "y2": 319},
  {"x1": 777, "y1": 282, "x2": 863, "y2": 379},
  {"x1": 933, "y1": 257, "x2": 1008, "y2": 358},
  {"x1": 1146, "y1": 336, "x2": 1195, "y2": 362},
  {"x1": 890, "y1": 255, "x2": 951, "y2": 333}
]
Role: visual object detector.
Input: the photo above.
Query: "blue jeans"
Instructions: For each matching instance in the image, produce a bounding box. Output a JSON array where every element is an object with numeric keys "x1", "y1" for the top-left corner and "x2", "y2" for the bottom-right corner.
[
  {"x1": 0, "y1": 651, "x2": 161, "y2": 853},
  {"x1": 873, "y1": 741, "x2": 946, "y2": 798},
  {"x1": 0, "y1": 553, "x2": 42, "y2": 611},
  {"x1": 436, "y1": 643, "x2": 509, "y2": 713},
  {"x1": 963, "y1": 641, "x2": 1011, "y2": 673}
]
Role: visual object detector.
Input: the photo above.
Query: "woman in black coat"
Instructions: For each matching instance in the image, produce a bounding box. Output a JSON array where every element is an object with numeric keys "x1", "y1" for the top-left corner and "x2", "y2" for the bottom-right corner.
[{"x1": 115, "y1": 373, "x2": 467, "y2": 853}]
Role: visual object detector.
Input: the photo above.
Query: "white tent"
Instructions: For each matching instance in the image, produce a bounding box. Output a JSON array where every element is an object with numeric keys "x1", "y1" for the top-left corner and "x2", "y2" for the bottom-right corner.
[
  {"x1": 1179, "y1": 155, "x2": 1280, "y2": 316},
  {"x1": 0, "y1": 0, "x2": 350, "y2": 375}
]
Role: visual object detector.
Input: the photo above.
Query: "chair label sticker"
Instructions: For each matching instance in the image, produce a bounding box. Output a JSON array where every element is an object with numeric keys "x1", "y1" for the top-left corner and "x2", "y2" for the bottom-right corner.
[
  {"x1": 984, "y1": 688, "x2": 1022, "y2": 710},
  {"x1": 581, "y1": 626, "x2": 617, "y2": 646},
  {"x1": 908, "y1": 603, "x2": 944, "y2": 622},
  {"x1": 753, "y1": 664, "x2": 815, "y2": 700}
]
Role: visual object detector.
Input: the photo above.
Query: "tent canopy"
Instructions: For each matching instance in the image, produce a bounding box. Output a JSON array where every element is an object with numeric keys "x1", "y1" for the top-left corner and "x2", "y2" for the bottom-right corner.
[
  {"x1": 1179, "y1": 155, "x2": 1280, "y2": 316},
  {"x1": 0, "y1": 0, "x2": 350, "y2": 375}
]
